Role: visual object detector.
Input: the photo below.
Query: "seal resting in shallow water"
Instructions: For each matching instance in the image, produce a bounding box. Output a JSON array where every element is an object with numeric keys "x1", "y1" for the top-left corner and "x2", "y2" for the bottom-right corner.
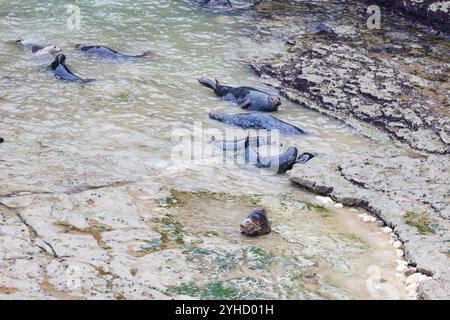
[
  {"x1": 75, "y1": 44, "x2": 150, "y2": 60},
  {"x1": 245, "y1": 144, "x2": 299, "y2": 173},
  {"x1": 209, "y1": 112, "x2": 305, "y2": 135},
  {"x1": 240, "y1": 209, "x2": 271, "y2": 236},
  {"x1": 207, "y1": 134, "x2": 281, "y2": 151},
  {"x1": 16, "y1": 39, "x2": 62, "y2": 56},
  {"x1": 199, "y1": 77, "x2": 281, "y2": 111},
  {"x1": 212, "y1": 136, "x2": 315, "y2": 173},
  {"x1": 49, "y1": 54, "x2": 95, "y2": 83}
]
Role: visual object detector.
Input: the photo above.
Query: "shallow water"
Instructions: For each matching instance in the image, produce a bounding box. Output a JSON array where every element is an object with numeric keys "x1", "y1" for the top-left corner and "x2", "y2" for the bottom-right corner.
[{"x1": 0, "y1": 0, "x2": 407, "y2": 299}]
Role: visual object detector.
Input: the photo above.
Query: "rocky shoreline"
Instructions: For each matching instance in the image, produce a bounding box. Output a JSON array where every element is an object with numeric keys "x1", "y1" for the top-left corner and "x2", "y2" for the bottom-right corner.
[
  {"x1": 365, "y1": 0, "x2": 450, "y2": 33},
  {"x1": 248, "y1": 0, "x2": 449, "y2": 299}
]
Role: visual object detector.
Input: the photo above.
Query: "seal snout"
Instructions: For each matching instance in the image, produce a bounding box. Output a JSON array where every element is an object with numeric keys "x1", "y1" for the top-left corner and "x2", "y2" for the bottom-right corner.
[
  {"x1": 48, "y1": 45, "x2": 62, "y2": 54},
  {"x1": 269, "y1": 95, "x2": 282, "y2": 108}
]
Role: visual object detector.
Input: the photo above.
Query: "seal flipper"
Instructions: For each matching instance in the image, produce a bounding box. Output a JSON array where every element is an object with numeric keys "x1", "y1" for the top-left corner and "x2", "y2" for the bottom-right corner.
[
  {"x1": 295, "y1": 152, "x2": 315, "y2": 164},
  {"x1": 128, "y1": 49, "x2": 151, "y2": 58},
  {"x1": 238, "y1": 98, "x2": 251, "y2": 109}
]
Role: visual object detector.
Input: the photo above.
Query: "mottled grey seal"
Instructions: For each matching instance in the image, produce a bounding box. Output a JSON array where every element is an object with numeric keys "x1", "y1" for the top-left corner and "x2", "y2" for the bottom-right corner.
[
  {"x1": 209, "y1": 112, "x2": 305, "y2": 135},
  {"x1": 49, "y1": 54, "x2": 95, "y2": 83},
  {"x1": 75, "y1": 44, "x2": 150, "y2": 60},
  {"x1": 245, "y1": 144, "x2": 299, "y2": 173},
  {"x1": 199, "y1": 77, "x2": 281, "y2": 111},
  {"x1": 212, "y1": 136, "x2": 315, "y2": 172},
  {"x1": 240, "y1": 209, "x2": 271, "y2": 236},
  {"x1": 16, "y1": 39, "x2": 62, "y2": 56}
]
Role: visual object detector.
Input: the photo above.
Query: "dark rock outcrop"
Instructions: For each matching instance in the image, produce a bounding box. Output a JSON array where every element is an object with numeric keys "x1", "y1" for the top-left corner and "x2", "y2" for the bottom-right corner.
[{"x1": 366, "y1": 0, "x2": 450, "y2": 33}]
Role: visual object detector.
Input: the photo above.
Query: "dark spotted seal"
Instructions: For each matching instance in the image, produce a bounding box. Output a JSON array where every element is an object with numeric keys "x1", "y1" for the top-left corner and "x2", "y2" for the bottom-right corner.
[
  {"x1": 49, "y1": 54, "x2": 95, "y2": 83},
  {"x1": 199, "y1": 77, "x2": 281, "y2": 112},
  {"x1": 209, "y1": 112, "x2": 305, "y2": 135},
  {"x1": 16, "y1": 39, "x2": 62, "y2": 56},
  {"x1": 75, "y1": 44, "x2": 150, "y2": 60},
  {"x1": 240, "y1": 209, "x2": 271, "y2": 236}
]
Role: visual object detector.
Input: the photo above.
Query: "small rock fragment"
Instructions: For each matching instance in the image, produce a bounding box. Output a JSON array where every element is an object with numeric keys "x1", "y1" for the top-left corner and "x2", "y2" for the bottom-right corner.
[
  {"x1": 396, "y1": 264, "x2": 407, "y2": 273},
  {"x1": 396, "y1": 249, "x2": 404, "y2": 257},
  {"x1": 383, "y1": 227, "x2": 393, "y2": 234},
  {"x1": 393, "y1": 240, "x2": 403, "y2": 249},
  {"x1": 315, "y1": 196, "x2": 334, "y2": 205}
]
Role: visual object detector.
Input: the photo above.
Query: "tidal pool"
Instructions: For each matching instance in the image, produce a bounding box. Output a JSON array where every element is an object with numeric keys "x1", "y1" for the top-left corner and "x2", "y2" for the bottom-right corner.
[{"x1": 0, "y1": 0, "x2": 408, "y2": 299}]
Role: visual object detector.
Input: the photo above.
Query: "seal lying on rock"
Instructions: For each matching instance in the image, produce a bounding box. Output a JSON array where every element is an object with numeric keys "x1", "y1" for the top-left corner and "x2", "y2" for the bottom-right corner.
[
  {"x1": 240, "y1": 209, "x2": 271, "y2": 236},
  {"x1": 75, "y1": 44, "x2": 150, "y2": 60},
  {"x1": 0, "y1": 137, "x2": 4, "y2": 144},
  {"x1": 199, "y1": 77, "x2": 281, "y2": 111},
  {"x1": 209, "y1": 112, "x2": 305, "y2": 135},
  {"x1": 49, "y1": 54, "x2": 95, "y2": 83},
  {"x1": 16, "y1": 39, "x2": 62, "y2": 56}
]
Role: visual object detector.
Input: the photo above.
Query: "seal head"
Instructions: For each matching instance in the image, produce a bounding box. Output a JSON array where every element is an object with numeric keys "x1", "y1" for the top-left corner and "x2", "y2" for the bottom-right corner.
[{"x1": 240, "y1": 209, "x2": 271, "y2": 236}]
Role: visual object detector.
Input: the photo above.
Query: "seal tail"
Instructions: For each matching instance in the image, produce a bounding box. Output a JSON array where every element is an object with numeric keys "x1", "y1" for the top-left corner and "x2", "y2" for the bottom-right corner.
[
  {"x1": 198, "y1": 77, "x2": 219, "y2": 91},
  {"x1": 79, "y1": 78, "x2": 96, "y2": 84},
  {"x1": 131, "y1": 49, "x2": 152, "y2": 58}
]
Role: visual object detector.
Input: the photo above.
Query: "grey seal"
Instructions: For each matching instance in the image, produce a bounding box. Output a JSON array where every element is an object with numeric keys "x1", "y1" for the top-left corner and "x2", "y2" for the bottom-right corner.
[
  {"x1": 209, "y1": 112, "x2": 306, "y2": 135},
  {"x1": 240, "y1": 209, "x2": 271, "y2": 236},
  {"x1": 49, "y1": 54, "x2": 95, "y2": 83},
  {"x1": 75, "y1": 44, "x2": 150, "y2": 60},
  {"x1": 16, "y1": 39, "x2": 62, "y2": 56},
  {"x1": 199, "y1": 77, "x2": 281, "y2": 111}
]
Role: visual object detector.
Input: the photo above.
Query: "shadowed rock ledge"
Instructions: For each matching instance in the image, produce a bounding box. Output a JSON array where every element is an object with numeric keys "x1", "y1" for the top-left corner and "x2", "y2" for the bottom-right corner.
[{"x1": 365, "y1": 0, "x2": 450, "y2": 33}]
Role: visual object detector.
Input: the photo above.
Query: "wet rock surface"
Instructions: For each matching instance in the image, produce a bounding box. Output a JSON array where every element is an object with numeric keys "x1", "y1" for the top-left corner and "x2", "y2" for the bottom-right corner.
[
  {"x1": 251, "y1": 11, "x2": 449, "y2": 154},
  {"x1": 248, "y1": 0, "x2": 449, "y2": 299},
  {"x1": 287, "y1": 152, "x2": 450, "y2": 299},
  {"x1": 0, "y1": 152, "x2": 409, "y2": 299},
  {"x1": 366, "y1": 0, "x2": 450, "y2": 33}
]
